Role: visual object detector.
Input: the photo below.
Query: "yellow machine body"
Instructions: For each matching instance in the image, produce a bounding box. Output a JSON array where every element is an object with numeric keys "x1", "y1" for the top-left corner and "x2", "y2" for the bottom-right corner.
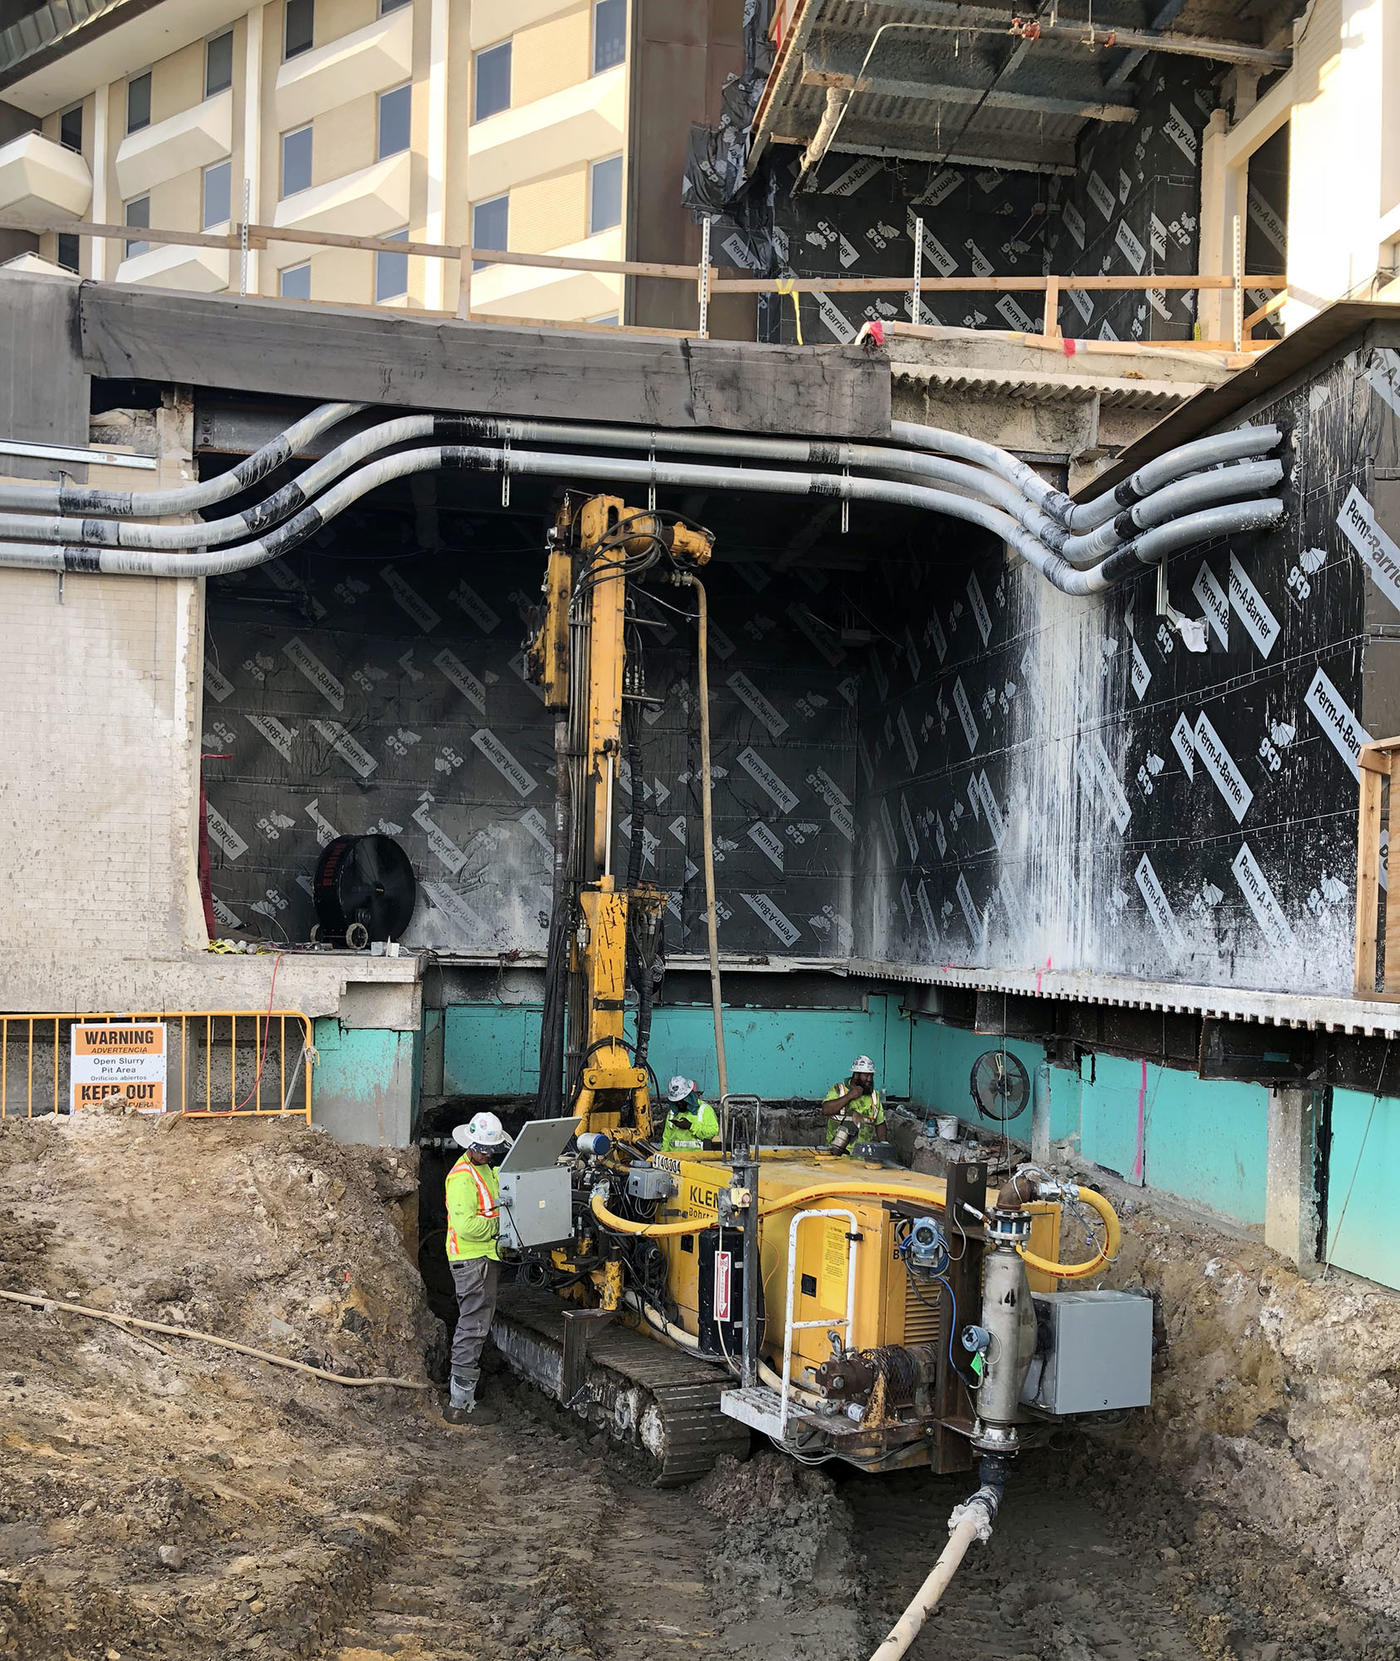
[{"x1": 646, "y1": 1149, "x2": 1060, "y2": 1442}]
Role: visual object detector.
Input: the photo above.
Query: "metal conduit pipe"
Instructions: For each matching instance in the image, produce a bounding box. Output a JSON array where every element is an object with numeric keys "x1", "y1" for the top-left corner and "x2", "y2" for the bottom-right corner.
[
  {"x1": 0, "y1": 402, "x2": 364, "y2": 517},
  {"x1": 890, "y1": 418, "x2": 1075, "y2": 518},
  {"x1": 1056, "y1": 458, "x2": 1284, "y2": 567},
  {"x1": 0, "y1": 415, "x2": 439, "y2": 550},
  {"x1": 1063, "y1": 426, "x2": 1283, "y2": 531},
  {"x1": 199, "y1": 409, "x2": 1274, "y2": 573},
  {"x1": 0, "y1": 444, "x2": 1073, "y2": 584},
  {"x1": 0, "y1": 406, "x2": 1283, "y2": 586},
  {"x1": 0, "y1": 446, "x2": 1285, "y2": 602},
  {"x1": 1067, "y1": 499, "x2": 1286, "y2": 594},
  {"x1": 457, "y1": 415, "x2": 1069, "y2": 545}
]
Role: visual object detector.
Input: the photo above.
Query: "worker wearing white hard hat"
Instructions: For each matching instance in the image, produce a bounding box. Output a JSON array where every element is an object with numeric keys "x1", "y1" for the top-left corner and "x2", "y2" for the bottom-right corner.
[
  {"x1": 660, "y1": 1075, "x2": 719, "y2": 1152},
  {"x1": 821, "y1": 1055, "x2": 886, "y2": 1153},
  {"x1": 443, "y1": 1110, "x2": 513, "y2": 1426}
]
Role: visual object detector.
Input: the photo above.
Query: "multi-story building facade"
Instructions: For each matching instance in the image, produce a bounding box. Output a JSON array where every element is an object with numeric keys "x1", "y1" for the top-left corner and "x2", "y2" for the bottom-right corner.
[{"x1": 0, "y1": 0, "x2": 739, "y2": 324}]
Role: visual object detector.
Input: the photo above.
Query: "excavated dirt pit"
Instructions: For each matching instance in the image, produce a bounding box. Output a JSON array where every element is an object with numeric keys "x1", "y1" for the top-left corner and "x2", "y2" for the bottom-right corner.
[{"x1": 1, "y1": 1113, "x2": 1396, "y2": 1661}]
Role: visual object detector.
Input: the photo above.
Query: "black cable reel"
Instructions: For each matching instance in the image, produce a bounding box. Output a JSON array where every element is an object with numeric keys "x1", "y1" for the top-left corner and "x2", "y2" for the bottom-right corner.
[{"x1": 311, "y1": 834, "x2": 416, "y2": 950}]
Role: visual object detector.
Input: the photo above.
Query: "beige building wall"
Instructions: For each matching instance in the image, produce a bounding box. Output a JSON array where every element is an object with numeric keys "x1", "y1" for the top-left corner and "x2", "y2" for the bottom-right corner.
[{"x1": 1, "y1": 0, "x2": 634, "y2": 322}]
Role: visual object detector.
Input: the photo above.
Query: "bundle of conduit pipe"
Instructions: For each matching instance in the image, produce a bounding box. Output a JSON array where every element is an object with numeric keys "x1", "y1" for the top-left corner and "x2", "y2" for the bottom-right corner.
[{"x1": 0, "y1": 401, "x2": 1287, "y2": 594}]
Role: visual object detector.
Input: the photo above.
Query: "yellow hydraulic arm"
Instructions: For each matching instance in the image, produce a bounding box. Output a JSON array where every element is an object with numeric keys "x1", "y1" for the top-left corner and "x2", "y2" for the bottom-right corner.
[{"x1": 526, "y1": 494, "x2": 712, "y2": 1142}]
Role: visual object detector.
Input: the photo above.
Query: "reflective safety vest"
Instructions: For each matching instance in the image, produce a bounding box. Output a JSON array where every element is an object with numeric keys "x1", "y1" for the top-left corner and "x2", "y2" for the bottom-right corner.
[
  {"x1": 661, "y1": 1095, "x2": 718, "y2": 1151},
  {"x1": 823, "y1": 1083, "x2": 885, "y2": 1151},
  {"x1": 445, "y1": 1156, "x2": 500, "y2": 1262}
]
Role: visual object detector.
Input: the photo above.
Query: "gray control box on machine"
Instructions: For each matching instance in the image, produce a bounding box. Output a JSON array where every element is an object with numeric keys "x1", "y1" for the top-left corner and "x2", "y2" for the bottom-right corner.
[
  {"x1": 1020, "y1": 1289, "x2": 1153, "y2": 1415},
  {"x1": 497, "y1": 1116, "x2": 579, "y2": 1250}
]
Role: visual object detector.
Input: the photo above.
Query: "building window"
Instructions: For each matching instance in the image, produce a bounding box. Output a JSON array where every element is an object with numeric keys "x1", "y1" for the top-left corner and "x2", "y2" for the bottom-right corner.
[
  {"x1": 57, "y1": 232, "x2": 79, "y2": 272},
  {"x1": 377, "y1": 83, "x2": 411, "y2": 159},
  {"x1": 281, "y1": 124, "x2": 312, "y2": 196},
  {"x1": 206, "y1": 31, "x2": 234, "y2": 97},
  {"x1": 380, "y1": 0, "x2": 412, "y2": 11},
  {"x1": 593, "y1": 0, "x2": 625, "y2": 74},
  {"x1": 124, "y1": 196, "x2": 150, "y2": 259},
  {"x1": 472, "y1": 195, "x2": 507, "y2": 270},
  {"x1": 284, "y1": 0, "x2": 313, "y2": 60},
  {"x1": 280, "y1": 262, "x2": 311, "y2": 300},
  {"x1": 203, "y1": 159, "x2": 232, "y2": 228},
  {"x1": 474, "y1": 41, "x2": 510, "y2": 121},
  {"x1": 59, "y1": 104, "x2": 82, "y2": 154},
  {"x1": 375, "y1": 228, "x2": 409, "y2": 301},
  {"x1": 589, "y1": 154, "x2": 623, "y2": 234},
  {"x1": 126, "y1": 72, "x2": 151, "y2": 134}
]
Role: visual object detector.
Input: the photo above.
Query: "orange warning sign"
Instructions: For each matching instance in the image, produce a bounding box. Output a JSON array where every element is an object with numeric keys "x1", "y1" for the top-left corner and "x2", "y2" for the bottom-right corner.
[{"x1": 71, "y1": 1023, "x2": 166, "y2": 1112}]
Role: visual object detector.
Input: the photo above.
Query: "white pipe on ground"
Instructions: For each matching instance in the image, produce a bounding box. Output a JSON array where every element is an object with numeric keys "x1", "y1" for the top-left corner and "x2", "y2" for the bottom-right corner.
[{"x1": 868, "y1": 1489, "x2": 999, "y2": 1661}]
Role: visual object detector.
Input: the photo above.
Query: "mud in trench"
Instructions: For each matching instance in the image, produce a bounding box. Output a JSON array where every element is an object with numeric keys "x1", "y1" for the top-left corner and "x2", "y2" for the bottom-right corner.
[{"x1": 1, "y1": 1114, "x2": 1393, "y2": 1661}]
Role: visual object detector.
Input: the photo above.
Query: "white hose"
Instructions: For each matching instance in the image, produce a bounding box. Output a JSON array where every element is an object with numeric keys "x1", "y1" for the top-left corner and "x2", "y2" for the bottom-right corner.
[{"x1": 867, "y1": 1502, "x2": 991, "y2": 1661}]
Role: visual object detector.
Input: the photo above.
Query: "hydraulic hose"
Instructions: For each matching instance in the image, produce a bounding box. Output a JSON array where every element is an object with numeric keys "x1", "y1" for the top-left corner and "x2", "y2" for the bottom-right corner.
[
  {"x1": 591, "y1": 1189, "x2": 712, "y2": 1237},
  {"x1": 692, "y1": 576, "x2": 728, "y2": 1103},
  {"x1": 622, "y1": 1290, "x2": 826, "y2": 1405},
  {"x1": 1016, "y1": 1183, "x2": 1121, "y2": 1281},
  {"x1": 0, "y1": 401, "x2": 364, "y2": 516}
]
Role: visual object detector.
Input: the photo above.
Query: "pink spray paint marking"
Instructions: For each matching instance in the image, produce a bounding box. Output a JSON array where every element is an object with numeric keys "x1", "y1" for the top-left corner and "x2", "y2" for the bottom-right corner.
[{"x1": 1132, "y1": 1056, "x2": 1147, "y2": 1183}]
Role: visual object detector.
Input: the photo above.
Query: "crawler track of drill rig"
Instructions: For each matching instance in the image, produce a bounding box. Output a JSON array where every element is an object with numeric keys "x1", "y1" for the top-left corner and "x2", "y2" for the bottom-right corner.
[{"x1": 492, "y1": 1286, "x2": 750, "y2": 1485}]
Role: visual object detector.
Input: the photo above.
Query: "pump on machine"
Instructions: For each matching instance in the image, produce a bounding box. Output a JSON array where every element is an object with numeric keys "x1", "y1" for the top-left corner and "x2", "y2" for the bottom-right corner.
[{"x1": 488, "y1": 498, "x2": 1152, "y2": 1563}]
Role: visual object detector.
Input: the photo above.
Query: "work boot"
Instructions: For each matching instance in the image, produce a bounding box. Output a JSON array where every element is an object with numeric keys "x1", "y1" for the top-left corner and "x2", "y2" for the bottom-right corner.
[{"x1": 442, "y1": 1376, "x2": 498, "y2": 1428}]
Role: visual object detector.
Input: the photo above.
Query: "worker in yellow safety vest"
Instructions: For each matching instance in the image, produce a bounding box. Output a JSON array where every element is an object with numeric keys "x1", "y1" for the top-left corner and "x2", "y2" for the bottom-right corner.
[
  {"x1": 821, "y1": 1055, "x2": 886, "y2": 1153},
  {"x1": 661, "y1": 1076, "x2": 719, "y2": 1151},
  {"x1": 443, "y1": 1110, "x2": 512, "y2": 1426}
]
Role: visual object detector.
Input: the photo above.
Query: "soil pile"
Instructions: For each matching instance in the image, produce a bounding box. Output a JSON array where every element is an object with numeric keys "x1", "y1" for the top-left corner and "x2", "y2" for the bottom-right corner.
[
  {"x1": 0, "y1": 1112, "x2": 435, "y2": 1659},
  {"x1": 1096, "y1": 1179, "x2": 1400, "y2": 1623}
]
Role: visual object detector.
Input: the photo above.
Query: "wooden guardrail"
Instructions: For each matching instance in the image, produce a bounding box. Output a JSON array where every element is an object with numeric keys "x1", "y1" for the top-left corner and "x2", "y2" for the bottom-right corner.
[
  {"x1": 0, "y1": 210, "x2": 1285, "y2": 350},
  {"x1": 1355, "y1": 737, "x2": 1400, "y2": 997}
]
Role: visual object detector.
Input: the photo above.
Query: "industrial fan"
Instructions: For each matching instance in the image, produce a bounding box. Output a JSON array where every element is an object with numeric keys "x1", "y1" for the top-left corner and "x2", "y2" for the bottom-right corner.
[
  {"x1": 969, "y1": 1047, "x2": 1030, "y2": 1124},
  {"x1": 312, "y1": 834, "x2": 416, "y2": 949}
]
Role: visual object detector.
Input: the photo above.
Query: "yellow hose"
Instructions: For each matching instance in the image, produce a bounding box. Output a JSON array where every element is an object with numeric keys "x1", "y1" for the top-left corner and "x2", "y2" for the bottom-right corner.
[
  {"x1": 596, "y1": 1180, "x2": 1121, "y2": 1281},
  {"x1": 756, "y1": 1180, "x2": 957, "y2": 1217},
  {"x1": 1016, "y1": 1183, "x2": 1120, "y2": 1281},
  {"x1": 591, "y1": 1191, "x2": 714, "y2": 1237}
]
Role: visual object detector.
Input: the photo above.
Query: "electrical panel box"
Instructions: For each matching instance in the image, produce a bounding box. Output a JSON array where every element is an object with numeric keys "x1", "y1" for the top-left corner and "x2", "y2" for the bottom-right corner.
[
  {"x1": 1020, "y1": 1289, "x2": 1153, "y2": 1415},
  {"x1": 497, "y1": 1116, "x2": 578, "y2": 1251}
]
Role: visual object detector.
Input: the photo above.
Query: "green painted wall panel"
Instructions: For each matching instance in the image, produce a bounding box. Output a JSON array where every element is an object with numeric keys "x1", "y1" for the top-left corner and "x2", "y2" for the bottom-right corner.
[
  {"x1": 907, "y1": 1022, "x2": 1268, "y2": 1225},
  {"x1": 1140, "y1": 1063, "x2": 1268, "y2": 1224},
  {"x1": 312, "y1": 1017, "x2": 416, "y2": 1145},
  {"x1": 1326, "y1": 1089, "x2": 1400, "y2": 1285},
  {"x1": 1079, "y1": 1054, "x2": 1148, "y2": 1186},
  {"x1": 908, "y1": 1019, "x2": 1043, "y2": 1133},
  {"x1": 440, "y1": 997, "x2": 909, "y2": 1102}
]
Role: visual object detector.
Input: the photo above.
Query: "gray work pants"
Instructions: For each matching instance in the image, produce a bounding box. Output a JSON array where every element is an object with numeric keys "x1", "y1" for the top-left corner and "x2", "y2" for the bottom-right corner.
[{"x1": 449, "y1": 1257, "x2": 499, "y2": 1389}]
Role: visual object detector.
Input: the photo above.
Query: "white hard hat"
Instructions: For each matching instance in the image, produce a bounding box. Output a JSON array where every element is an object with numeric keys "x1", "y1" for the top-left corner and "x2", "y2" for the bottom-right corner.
[
  {"x1": 667, "y1": 1075, "x2": 695, "y2": 1103},
  {"x1": 851, "y1": 1055, "x2": 875, "y2": 1075},
  {"x1": 453, "y1": 1110, "x2": 512, "y2": 1150}
]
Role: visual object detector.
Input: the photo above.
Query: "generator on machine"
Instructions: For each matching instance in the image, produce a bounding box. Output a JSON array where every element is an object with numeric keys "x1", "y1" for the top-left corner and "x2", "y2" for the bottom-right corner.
[{"x1": 489, "y1": 493, "x2": 1150, "y2": 1537}]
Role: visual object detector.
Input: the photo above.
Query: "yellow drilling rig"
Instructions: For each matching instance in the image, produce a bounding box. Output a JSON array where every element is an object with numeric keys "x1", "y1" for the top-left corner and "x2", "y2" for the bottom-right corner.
[{"x1": 490, "y1": 495, "x2": 1147, "y2": 1562}]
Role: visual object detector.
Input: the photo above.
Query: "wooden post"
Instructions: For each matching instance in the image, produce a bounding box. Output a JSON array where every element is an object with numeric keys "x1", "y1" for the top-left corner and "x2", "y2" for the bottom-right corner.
[
  {"x1": 456, "y1": 245, "x2": 472, "y2": 321},
  {"x1": 1042, "y1": 276, "x2": 1061, "y2": 340},
  {"x1": 1355, "y1": 744, "x2": 1389, "y2": 995}
]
